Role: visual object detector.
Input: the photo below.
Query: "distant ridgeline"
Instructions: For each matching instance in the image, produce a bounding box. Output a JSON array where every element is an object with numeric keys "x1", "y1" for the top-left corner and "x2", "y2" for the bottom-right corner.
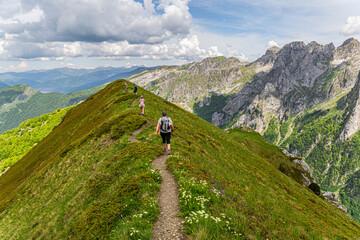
[
  {"x1": 0, "y1": 84, "x2": 104, "y2": 134},
  {"x1": 129, "y1": 38, "x2": 360, "y2": 223},
  {"x1": 0, "y1": 79, "x2": 359, "y2": 239},
  {"x1": 0, "y1": 66, "x2": 156, "y2": 93}
]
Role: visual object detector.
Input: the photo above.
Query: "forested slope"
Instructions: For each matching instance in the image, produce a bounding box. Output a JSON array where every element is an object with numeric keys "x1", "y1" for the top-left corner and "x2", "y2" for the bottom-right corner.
[{"x1": 0, "y1": 84, "x2": 104, "y2": 133}]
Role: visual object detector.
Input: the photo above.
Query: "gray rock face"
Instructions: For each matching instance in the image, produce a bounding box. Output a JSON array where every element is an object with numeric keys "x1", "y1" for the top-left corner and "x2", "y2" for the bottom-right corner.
[
  {"x1": 214, "y1": 39, "x2": 360, "y2": 136},
  {"x1": 281, "y1": 149, "x2": 316, "y2": 187},
  {"x1": 322, "y1": 192, "x2": 348, "y2": 212},
  {"x1": 129, "y1": 57, "x2": 256, "y2": 113},
  {"x1": 338, "y1": 74, "x2": 360, "y2": 141}
]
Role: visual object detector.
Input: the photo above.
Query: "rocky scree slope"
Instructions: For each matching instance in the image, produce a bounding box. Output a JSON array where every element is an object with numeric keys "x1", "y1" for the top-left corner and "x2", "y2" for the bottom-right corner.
[{"x1": 0, "y1": 80, "x2": 359, "y2": 239}]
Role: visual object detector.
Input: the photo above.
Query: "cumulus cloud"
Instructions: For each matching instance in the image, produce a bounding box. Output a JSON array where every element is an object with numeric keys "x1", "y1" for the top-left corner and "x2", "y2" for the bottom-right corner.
[
  {"x1": 0, "y1": 34, "x2": 221, "y2": 62},
  {"x1": 0, "y1": 0, "x2": 191, "y2": 44},
  {"x1": 8, "y1": 61, "x2": 29, "y2": 71},
  {"x1": 18, "y1": 61, "x2": 28, "y2": 69},
  {"x1": 341, "y1": 16, "x2": 360, "y2": 35},
  {"x1": 226, "y1": 44, "x2": 248, "y2": 61},
  {"x1": 268, "y1": 40, "x2": 279, "y2": 48},
  {"x1": 93, "y1": 35, "x2": 222, "y2": 61},
  {"x1": 0, "y1": 0, "x2": 214, "y2": 62}
]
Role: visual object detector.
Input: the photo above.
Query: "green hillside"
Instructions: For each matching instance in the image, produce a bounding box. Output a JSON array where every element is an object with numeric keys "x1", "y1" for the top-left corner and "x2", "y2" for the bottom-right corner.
[
  {"x1": 264, "y1": 103, "x2": 360, "y2": 222},
  {"x1": 0, "y1": 107, "x2": 71, "y2": 175},
  {"x1": 0, "y1": 84, "x2": 104, "y2": 134},
  {"x1": 0, "y1": 79, "x2": 359, "y2": 239}
]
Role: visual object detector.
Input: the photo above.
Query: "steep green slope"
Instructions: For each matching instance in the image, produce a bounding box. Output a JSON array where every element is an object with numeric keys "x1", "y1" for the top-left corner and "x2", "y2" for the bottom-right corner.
[
  {"x1": 0, "y1": 80, "x2": 359, "y2": 239},
  {"x1": 0, "y1": 84, "x2": 104, "y2": 134},
  {"x1": 0, "y1": 107, "x2": 71, "y2": 175},
  {"x1": 266, "y1": 106, "x2": 360, "y2": 222}
]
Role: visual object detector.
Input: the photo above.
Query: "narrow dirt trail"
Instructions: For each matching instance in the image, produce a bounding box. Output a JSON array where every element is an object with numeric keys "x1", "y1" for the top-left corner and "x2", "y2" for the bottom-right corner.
[
  {"x1": 129, "y1": 122, "x2": 185, "y2": 239},
  {"x1": 124, "y1": 81, "x2": 129, "y2": 93},
  {"x1": 126, "y1": 90, "x2": 185, "y2": 239},
  {"x1": 151, "y1": 154, "x2": 185, "y2": 240}
]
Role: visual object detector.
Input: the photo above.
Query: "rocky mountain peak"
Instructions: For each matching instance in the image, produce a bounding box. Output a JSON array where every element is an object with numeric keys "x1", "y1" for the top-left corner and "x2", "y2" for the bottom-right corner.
[
  {"x1": 252, "y1": 46, "x2": 280, "y2": 73},
  {"x1": 268, "y1": 46, "x2": 281, "y2": 53},
  {"x1": 335, "y1": 38, "x2": 360, "y2": 62},
  {"x1": 341, "y1": 38, "x2": 360, "y2": 47}
]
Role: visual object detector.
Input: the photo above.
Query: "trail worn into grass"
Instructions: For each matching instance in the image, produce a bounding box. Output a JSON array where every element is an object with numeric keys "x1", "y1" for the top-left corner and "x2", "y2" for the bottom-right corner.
[
  {"x1": 151, "y1": 153, "x2": 185, "y2": 240},
  {"x1": 124, "y1": 81, "x2": 128, "y2": 93},
  {"x1": 128, "y1": 122, "x2": 185, "y2": 239},
  {"x1": 125, "y1": 81, "x2": 185, "y2": 239}
]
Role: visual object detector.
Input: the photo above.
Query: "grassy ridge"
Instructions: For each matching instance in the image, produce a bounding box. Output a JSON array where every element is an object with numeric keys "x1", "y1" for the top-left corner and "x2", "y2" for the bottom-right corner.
[{"x1": 0, "y1": 79, "x2": 359, "y2": 239}]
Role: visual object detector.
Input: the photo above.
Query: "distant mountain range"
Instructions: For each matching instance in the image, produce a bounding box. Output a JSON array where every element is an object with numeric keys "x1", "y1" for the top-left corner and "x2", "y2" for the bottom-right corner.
[
  {"x1": 0, "y1": 66, "x2": 156, "y2": 93},
  {"x1": 129, "y1": 38, "x2": 360, "y2": 222},
  {"x1": 0, "y1": 81, "x2": 9, "y2": 89}
]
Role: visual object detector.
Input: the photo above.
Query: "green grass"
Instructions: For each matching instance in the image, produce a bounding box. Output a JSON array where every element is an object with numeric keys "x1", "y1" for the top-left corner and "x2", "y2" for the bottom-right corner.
[
  {"x1": 0, "y1": 107, "x2": 71, "y2": 174},
  {"x1": 0, "y1": 79, "x2": 359, "y2": 239},
  {"x1": 0, "y1": 84, "x2": 104, "y2": 134},
  {"x1": 275, "y1": 105, "x2": 360, "y2": 222}
]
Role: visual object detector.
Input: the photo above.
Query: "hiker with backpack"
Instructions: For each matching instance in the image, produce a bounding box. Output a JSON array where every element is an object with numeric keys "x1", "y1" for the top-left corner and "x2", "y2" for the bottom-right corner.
[
  {"x1": 133, "y1": 84, "x2": 138, "y2": 95},
  {"x1": 139, "y1": 95, "x2": 145, "y2": 116},
  {"x1": 156, "y1": 111, "x2": 174, "y2": 154}
]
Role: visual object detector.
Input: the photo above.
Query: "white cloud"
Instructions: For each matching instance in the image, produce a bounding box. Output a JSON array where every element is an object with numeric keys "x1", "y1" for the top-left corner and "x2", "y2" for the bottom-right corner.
[
  {"x1": 8, "y1": 61, "x2": 29, "y2": 71},
  {"x1": 0, "y1": 34, "x2": 220, "y2": 62},
  {"x1": 18, "y1": 61, "x2": 28, "y2": 69},
  {"x1": 0, "y1": 0, "x2": 198, "y2": 62},
  {"x1": 268, "y1": 40, "x2": 279, "y2": 48},
  {"x1": 208, "y1": 46, "x2": 221, "y2": 56},
  {"x1": 341, "y1": 16, "x2": 360, "y2": 35},
  {"x1": 226, "y1": 44, "x2": 248, "y2": 61},
  {"x1": 0, "y1": 0, "x2": 191, "y2": 44},
  {"x1": 82, "y1": 35, "x2": 221, "y2": 61},
  {"x1": 63, "y1": 42, "x2": 82, "y2": 57}
]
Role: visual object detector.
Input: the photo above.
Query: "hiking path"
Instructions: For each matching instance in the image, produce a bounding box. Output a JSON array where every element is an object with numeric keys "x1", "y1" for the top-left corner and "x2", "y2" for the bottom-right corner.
[{"x1": 127, "y1": 87, "x2": 186, "y2": 239}]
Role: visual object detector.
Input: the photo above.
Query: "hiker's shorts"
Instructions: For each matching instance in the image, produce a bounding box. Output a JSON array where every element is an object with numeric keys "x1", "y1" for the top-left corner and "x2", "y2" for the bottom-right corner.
[{"x1": 160, "y1": 132, "x2": 171, "y2": 144}]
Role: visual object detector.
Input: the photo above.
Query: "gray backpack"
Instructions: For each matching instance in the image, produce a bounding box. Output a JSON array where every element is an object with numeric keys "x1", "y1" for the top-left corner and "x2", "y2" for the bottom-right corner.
[{"x1": 161, "y1": 117, "x2": 170, "y2": 132}]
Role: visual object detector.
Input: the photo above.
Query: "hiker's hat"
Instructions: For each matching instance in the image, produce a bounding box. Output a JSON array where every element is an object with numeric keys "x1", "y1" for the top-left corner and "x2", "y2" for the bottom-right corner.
[
  {"x1": 162, "y1": 111, "x2": 167, "y2": 115},
  {"x1": 141, "y1": 95, "x2": 143, "y2": 98}
]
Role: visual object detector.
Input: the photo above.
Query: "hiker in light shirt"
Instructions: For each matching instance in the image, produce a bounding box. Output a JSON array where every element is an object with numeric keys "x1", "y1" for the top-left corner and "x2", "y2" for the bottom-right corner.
[
  {"x1": 139, "y1": 95, "x2": 145, "y2": 116},
  {"x1": 156, "y1": 111, "x2": 174, "y2": 155}
]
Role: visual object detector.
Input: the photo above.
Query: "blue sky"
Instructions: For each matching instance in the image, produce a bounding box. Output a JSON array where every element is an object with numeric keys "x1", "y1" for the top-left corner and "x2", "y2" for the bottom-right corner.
[{"x1": 0, "y1": 0, "x2": 359, "y2": 72}]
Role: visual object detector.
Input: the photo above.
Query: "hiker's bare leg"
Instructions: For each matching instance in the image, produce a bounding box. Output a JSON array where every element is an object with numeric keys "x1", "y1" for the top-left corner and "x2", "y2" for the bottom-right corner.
[
  {"x1": 167, "y1": 144, "x2": 170, "y2": 150},
  {"x1": 163, "y1": 143, "x2": 166, "y2": 150}
]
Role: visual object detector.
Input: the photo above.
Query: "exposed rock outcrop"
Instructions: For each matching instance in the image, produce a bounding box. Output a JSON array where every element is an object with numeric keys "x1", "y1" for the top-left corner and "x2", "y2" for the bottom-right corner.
[{"x1": 322, "y1": 192, "x2": 348, "y2": 213}]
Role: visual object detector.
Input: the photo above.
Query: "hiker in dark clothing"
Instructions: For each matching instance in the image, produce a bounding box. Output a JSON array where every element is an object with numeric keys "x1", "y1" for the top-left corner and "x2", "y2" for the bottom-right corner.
[
  {"x1": 156, "y1": 111, "x2": 174, "y2": 155},
  {"x1": 133, "y1": 84, "x2": 138, "y2": 95}
]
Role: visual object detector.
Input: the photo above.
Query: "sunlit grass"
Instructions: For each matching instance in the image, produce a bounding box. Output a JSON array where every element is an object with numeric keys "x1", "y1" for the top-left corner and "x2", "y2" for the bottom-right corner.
[{"x1": 0, "y1": 79, "x2": 359, "y2": 239}]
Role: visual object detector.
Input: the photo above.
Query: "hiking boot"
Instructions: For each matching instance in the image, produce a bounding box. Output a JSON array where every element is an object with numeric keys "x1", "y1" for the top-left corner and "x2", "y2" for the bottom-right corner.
[
  {"x1": 163, "y1": 147, "x2": 167, "y2": 152},
  {"x1": 167, "y1": 149, "x2": 171, "y2": 155}
]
